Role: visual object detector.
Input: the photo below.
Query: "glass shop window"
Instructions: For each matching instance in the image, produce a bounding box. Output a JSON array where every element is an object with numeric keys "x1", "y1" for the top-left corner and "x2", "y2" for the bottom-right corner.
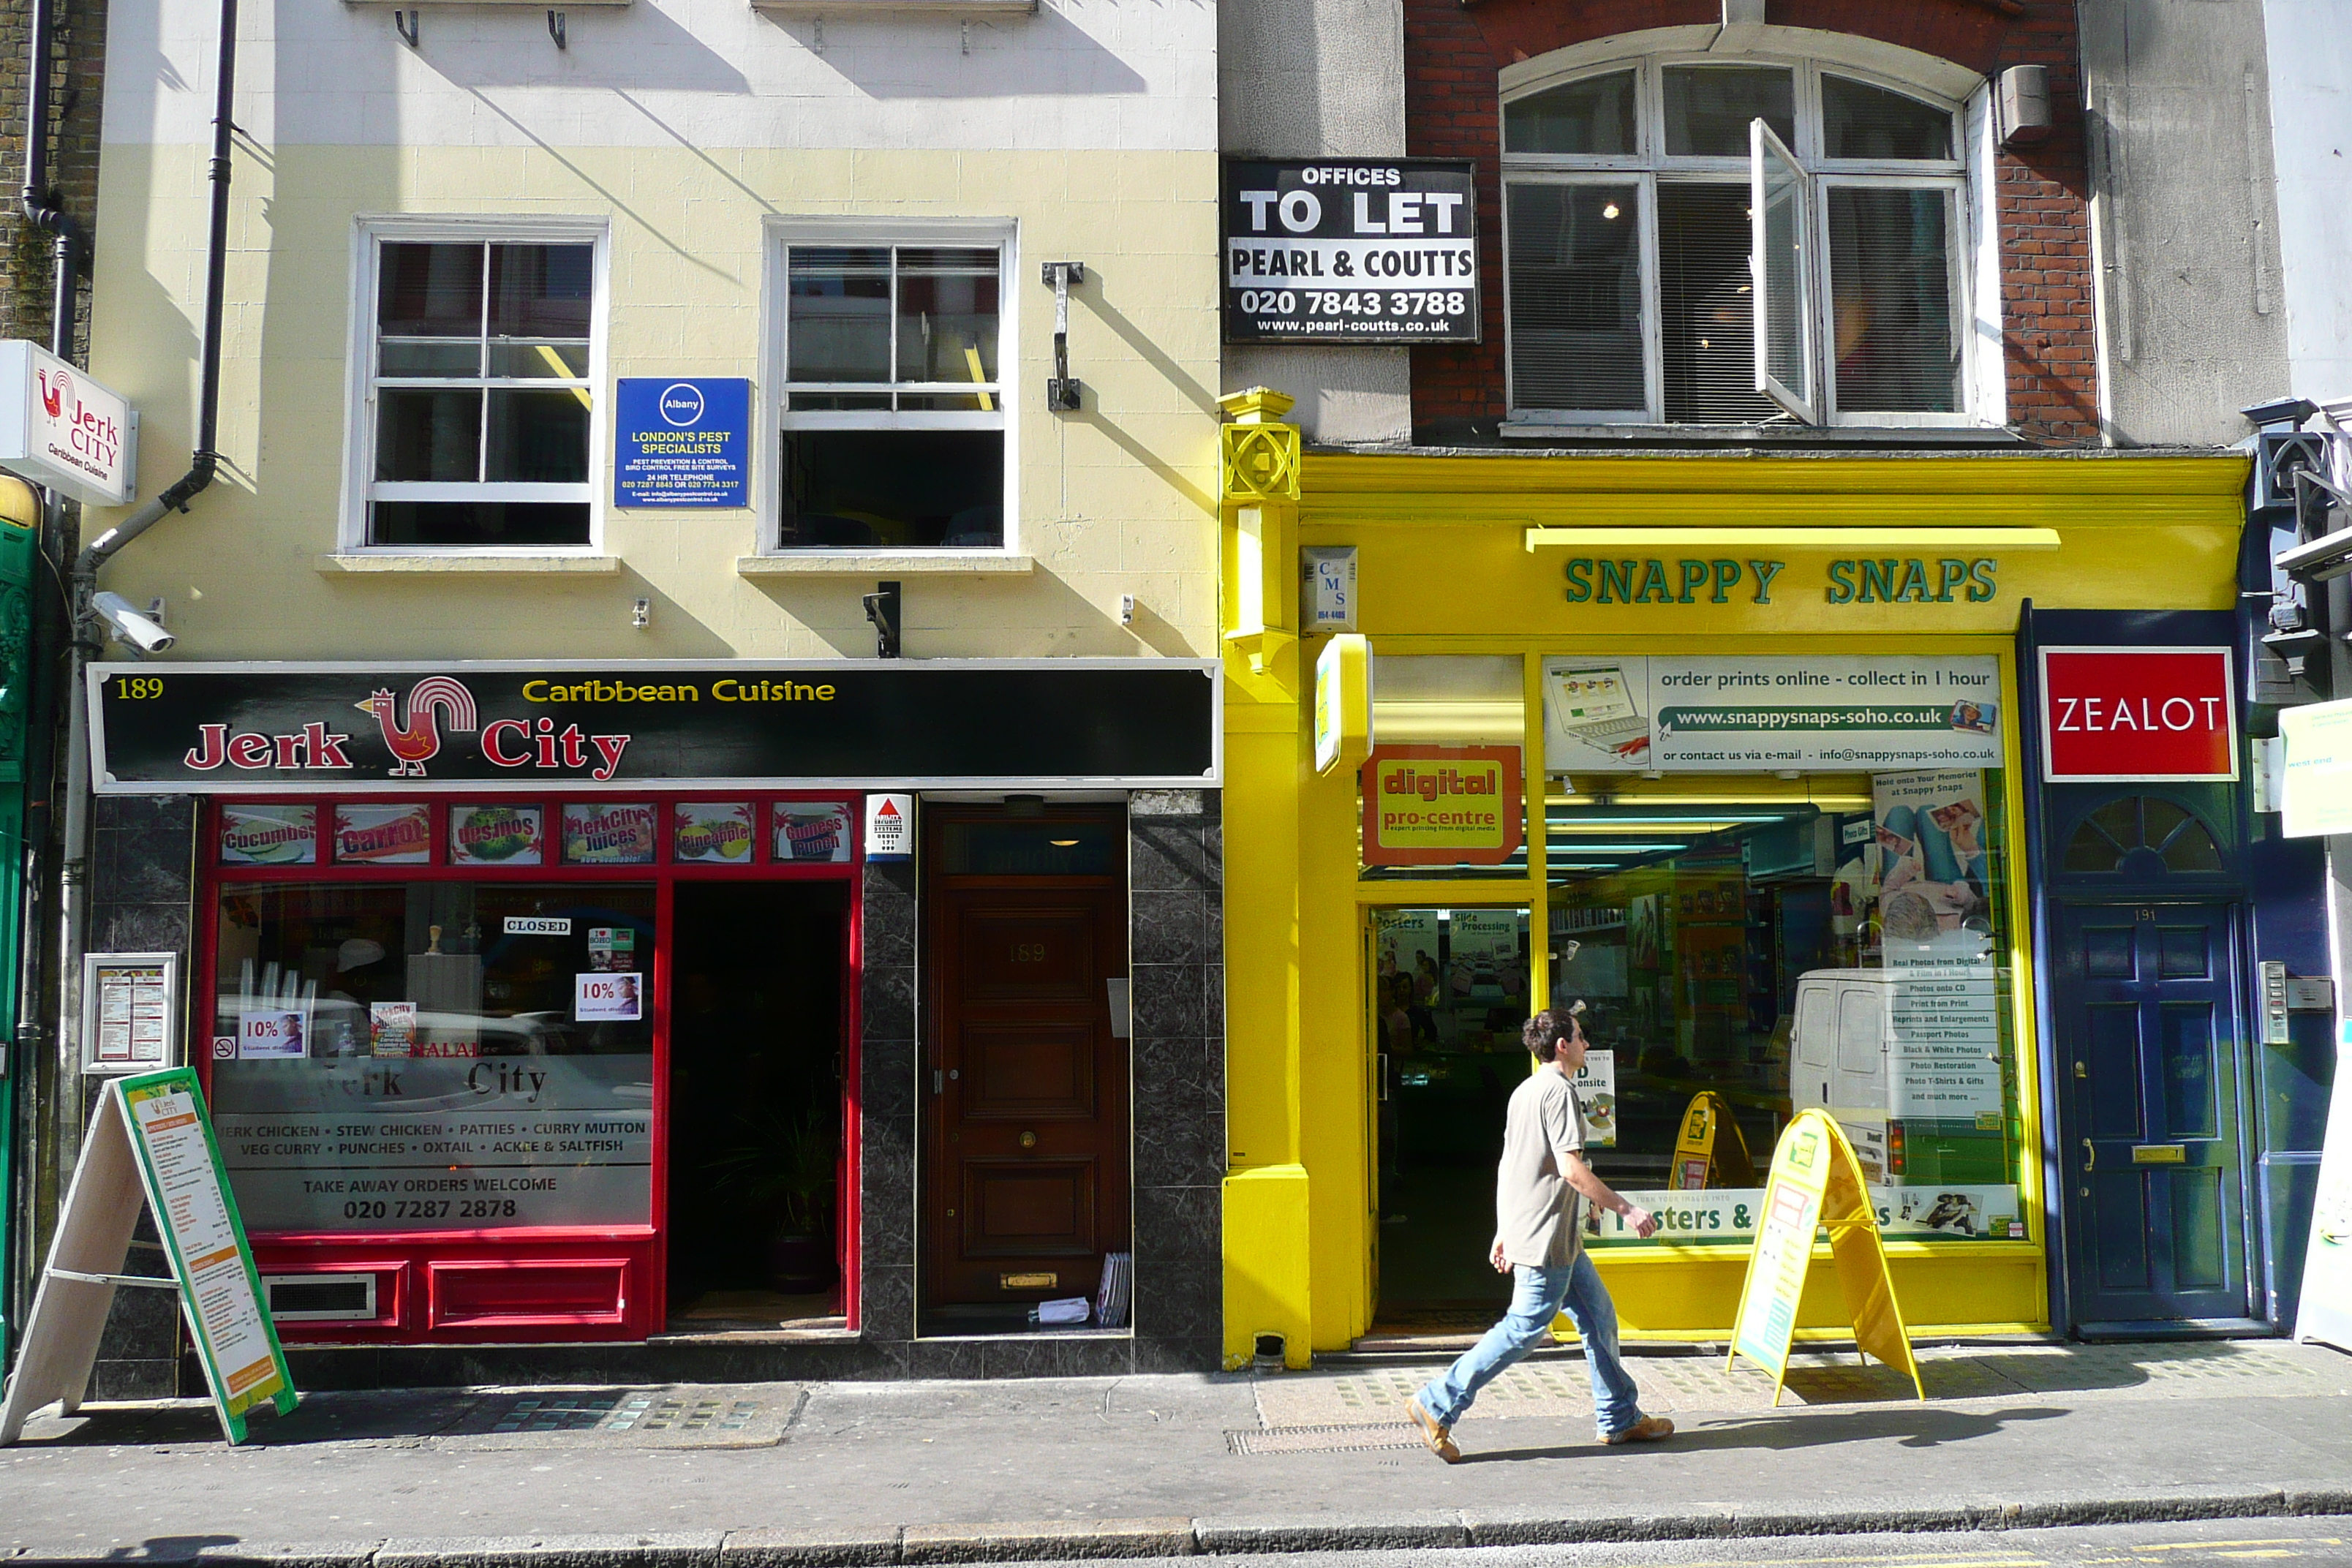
[
  {"x1": 208, "y1": 881, "x2": 656, "y2": 1234},
  {"x1": 1542, "y1": 769, "x2": 2027, "y2": 1248}
]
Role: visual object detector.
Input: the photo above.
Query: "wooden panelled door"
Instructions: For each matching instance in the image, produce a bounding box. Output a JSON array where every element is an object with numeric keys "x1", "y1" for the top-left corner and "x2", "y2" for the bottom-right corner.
[{"x1": 924, "y1": 810, "x2": 1129, "y2": 1312}]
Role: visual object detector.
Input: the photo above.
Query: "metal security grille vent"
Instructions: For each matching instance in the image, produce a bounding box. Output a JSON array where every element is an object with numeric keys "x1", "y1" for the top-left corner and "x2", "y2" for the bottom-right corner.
[{"x1": 1657, "y1": 184, "x2": 1778, "y2": 424}]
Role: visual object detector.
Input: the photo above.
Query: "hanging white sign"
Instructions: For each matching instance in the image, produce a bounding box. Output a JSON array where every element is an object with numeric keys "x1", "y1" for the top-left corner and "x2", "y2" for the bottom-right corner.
[{"x1": 0, "y1": 339, "x2": 135, "y2": 507}]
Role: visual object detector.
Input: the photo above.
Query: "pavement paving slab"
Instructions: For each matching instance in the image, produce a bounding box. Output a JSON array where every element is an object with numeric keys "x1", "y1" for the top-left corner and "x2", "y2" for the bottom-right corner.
[{"x1": 0, "y1": 1340, "x2": 2344, "y2": 1564}]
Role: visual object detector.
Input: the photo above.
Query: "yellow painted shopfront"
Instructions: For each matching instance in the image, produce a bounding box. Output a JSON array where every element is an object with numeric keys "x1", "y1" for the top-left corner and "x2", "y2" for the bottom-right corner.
[{"x1": 1216, "y1": 394, "x2": 2249, "y2": 1365}]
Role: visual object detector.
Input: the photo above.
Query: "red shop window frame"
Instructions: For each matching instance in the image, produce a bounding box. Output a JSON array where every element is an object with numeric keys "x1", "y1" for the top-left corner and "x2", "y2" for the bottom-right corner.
[{"x1": 197, "y1": 792, "x2": 867, "y2": 1334}]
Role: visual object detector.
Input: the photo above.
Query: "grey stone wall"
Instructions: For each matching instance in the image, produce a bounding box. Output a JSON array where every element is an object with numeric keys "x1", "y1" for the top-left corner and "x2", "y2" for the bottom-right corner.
[
  {"x1": 857, "y1": 856, "x2": 917, "y2": 1371},
  {"x1": 2081, "y1": 0, "x2": 2292, "y2": 445},
  {"x1": 1128, "y1": 789, "x2": 1224, "y2": 1372},
  {"x1": 1218, "y1": 0, "x2": 1411, "y2": 445},
  {"x1": 84, "y1": 794, "x2": 198, "y2": 1399}
]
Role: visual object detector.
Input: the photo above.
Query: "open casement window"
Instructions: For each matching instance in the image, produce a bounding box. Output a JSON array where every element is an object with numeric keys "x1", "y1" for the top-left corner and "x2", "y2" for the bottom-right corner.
[
  {"x1": 1499, "y1": 57, "x2": 1974, "y2": 428},
  {"x1": 1750, "y1": 118, "x2": 1817, "y2": 422}
]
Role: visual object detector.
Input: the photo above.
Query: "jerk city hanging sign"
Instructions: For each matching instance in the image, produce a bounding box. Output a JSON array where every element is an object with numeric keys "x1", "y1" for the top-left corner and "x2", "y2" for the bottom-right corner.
[
  {"x1": 89, "y1": 660, "x2": 1221, "y2": 794},
  {"x1": 1222, "y1": 158, "x2": 1480, "y2": 344}
]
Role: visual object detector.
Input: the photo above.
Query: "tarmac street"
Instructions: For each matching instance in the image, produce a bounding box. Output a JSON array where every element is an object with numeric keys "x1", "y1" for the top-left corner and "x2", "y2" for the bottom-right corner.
[{"x1": 0, "y1": 1339, "x2": 2345, "y2": 1565}]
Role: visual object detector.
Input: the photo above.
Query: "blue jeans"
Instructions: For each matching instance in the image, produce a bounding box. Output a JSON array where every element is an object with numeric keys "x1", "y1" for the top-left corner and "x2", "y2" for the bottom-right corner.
[{"x1": 1415, "y1": 1252, "x2": 1644, "y2": 1439}]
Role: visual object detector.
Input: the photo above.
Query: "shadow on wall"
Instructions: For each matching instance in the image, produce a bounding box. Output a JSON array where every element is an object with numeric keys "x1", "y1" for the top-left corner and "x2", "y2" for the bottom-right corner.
[
  {"x1": 410, "y1": 1, "x2": 752, "y2": 93},
  {"x1": 764, "y1": 5, "x2": 1148, "y2": 98}
]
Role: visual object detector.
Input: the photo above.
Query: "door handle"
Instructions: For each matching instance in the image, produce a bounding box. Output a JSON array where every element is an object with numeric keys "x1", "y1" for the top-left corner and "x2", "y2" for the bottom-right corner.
[
  {"x1": 2072, "y1": 1060, "x2": 2087, "y2": 1079},
  {"x1": 1379, "y1": 1053, "x2": 1391, "y2": 1102},
  {"x1": 2081, "y1": 1138, "x2": 2095, "y2": 1172}
]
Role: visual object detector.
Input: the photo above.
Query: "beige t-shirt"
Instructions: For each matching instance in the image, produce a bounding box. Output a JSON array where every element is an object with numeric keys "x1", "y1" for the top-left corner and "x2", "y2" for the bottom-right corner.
[{"x1": 1493, "y1": 1066, "x2": 1588, "y2": 1270}]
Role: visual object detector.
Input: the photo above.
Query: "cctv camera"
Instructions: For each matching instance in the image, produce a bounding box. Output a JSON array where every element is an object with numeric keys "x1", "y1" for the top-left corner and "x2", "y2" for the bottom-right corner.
[{"x1": 92, "y1": 592, "x2": 176, "y2": 654}]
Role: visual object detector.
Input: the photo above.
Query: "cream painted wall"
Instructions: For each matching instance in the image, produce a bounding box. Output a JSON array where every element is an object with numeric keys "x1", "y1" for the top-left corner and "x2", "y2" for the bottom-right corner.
[{"x1": 87, "y1": 0, "x2": 1221, "y2": 663}]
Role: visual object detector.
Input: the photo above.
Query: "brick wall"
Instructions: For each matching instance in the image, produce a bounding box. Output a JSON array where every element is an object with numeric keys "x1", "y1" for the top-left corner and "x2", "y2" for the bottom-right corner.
[
  {"x1": 0, "y1": 0, "x2": 108, "y2": 356},
  {"x1": 1406, "y1": 0, "x2": 2097, "y2": 445}
]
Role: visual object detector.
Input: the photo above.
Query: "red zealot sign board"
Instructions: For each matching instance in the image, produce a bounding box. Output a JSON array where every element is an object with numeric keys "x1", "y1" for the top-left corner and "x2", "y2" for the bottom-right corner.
[{"x1": 2038, "y1": 647, "x2": 2238, "y2": 782}]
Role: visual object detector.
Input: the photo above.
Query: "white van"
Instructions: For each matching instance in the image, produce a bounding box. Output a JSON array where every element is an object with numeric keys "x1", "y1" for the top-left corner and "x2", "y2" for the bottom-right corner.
[{"x1": 1790, "y1": 967, "x2": 2010, "y2": 1188}]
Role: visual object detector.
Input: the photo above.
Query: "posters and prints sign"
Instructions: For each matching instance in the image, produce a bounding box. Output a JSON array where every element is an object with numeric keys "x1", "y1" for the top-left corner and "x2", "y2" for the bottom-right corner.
[
  {"x1": 0, "y1": 339, "x2": 135, "y2": 507},
  {"x1": 614, "y1": 377, "x2": 750, "y2": 508},
  {"x1": 1221, "y1": 159, "x2": 1479, "y2": 344},
  {"x1": 91, "y1": 661, "x2": 1219, "y2": 793},
  {"x1": 2037, "y1": 647, "x2": 2236, "y2": 781},
  {"x1": 1543, "y1": 656, "x2": 2002, "y2": 774}
]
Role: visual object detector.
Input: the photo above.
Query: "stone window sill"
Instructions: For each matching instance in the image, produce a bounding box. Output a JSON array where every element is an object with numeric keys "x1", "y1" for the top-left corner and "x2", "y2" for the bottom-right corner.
[
  {"x1": 736, "y1": 551, "x2": 1036, "y2": 578},
  {"x1": 317, "y1": 553, "x2": 622, "y2": 575}
]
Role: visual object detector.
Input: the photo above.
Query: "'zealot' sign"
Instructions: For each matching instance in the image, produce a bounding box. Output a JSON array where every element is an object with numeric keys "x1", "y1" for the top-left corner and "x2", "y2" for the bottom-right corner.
[{"x1": 2038, "y1": 647, "x2": 2237, "y2": 782}]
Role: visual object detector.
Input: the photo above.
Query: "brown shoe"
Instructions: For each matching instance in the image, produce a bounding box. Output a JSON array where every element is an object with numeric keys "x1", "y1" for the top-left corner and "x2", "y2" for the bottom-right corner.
[
  {"x1": 1408, "y1": 1399, "x2": 1462, "y2": 1463},
  {"x1": 1602, "y1": 1415, "x2": 1674, "y2": 1446}
]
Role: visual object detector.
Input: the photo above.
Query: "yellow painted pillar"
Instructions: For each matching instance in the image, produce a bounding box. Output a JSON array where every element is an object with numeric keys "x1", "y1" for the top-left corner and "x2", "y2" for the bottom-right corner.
[{"x1": 1215, "y1": 388, "x2": 1314, "y2": 1368}]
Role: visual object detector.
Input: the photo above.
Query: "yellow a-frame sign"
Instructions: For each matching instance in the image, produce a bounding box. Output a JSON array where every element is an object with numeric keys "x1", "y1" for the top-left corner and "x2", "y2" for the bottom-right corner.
[{"x1": 1728, "y1": 1109, "x2": 1923, "y2": 1405}]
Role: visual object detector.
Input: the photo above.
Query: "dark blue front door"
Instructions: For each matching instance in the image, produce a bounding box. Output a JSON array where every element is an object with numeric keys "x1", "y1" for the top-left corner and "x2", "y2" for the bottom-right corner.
[{"x1": 2054, "y1": 901, "x2": 2254, "y2": 1327}]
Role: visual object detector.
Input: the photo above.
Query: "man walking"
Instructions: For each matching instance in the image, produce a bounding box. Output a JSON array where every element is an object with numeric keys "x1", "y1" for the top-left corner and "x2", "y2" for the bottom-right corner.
[{"x1": 1409, "y1": 1007, "x2": 1673, "y2": 1462}]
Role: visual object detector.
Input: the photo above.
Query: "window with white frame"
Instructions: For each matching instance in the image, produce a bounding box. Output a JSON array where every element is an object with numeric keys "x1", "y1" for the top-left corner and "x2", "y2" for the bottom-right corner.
[
  {"x1": 363, "y1": 234, "x2": 598, "y2": 546},
  {"x1": 1501, "y1": 59, "x2": 1972, "y2": 426},
  {"x1": 779, "y1": 241, "x2": 1006, "y2": 549}
]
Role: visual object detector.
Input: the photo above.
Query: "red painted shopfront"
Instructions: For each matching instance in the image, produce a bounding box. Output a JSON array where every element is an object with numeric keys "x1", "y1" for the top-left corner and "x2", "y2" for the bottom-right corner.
[{"x1": 198, "y1": 794, "x2": 864, "y2": 1343}]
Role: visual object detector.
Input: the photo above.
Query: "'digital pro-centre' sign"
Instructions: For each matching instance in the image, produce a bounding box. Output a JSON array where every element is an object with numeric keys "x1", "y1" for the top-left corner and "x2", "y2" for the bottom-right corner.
[
  {"x1": 1222, "y1": 159, "x2": 1480, "y2": 344},
  {"x1": 614, "y1": 377, "x2": 748, "y2": 507}
]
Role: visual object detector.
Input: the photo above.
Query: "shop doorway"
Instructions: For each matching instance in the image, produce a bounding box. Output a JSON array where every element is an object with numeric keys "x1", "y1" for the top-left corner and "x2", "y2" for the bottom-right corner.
[
  {"x1": 1369, "y1": 906, "x2": 1528, "y2": 1327},
  {"x1": 666, "y1": 881, "x2": 849, "y2": 1332},
  {"x1": 921, "y1": 806, "x2": 1129, "y2": 1335},
  {"x1": 2052, "y1": 900, "x2": 2259, "y2": 1331}
]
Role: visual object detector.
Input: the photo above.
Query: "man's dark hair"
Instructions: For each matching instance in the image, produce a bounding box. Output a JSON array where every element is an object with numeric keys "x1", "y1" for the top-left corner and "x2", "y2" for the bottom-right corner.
[{"x1": 1523, "y1": 1009, "x2": 1572, "y2": 1062}]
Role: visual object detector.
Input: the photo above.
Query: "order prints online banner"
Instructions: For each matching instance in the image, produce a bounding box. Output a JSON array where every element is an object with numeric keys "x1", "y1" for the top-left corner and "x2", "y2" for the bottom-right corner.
[
  {"x1": 90, "y1": 661, "x2": 1219, "y2": 792},
  {"x1": 1543, "y1": 656, "x2": 2002, "y2": 774},
  {"x1": 1222, "y1": 159, "x2": 1479, "y2": 344}
]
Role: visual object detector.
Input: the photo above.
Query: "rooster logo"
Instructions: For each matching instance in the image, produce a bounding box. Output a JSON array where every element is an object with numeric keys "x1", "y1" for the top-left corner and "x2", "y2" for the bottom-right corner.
[
  {"x1": 356, "y1": 676, "x2": 479, "y2": 777},
  {"x1": 37, "y1": 368, "x2": 68, "y2": 420}
]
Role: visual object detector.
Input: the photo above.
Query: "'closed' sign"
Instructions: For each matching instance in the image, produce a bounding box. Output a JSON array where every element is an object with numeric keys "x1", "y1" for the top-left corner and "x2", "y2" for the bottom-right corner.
[{"x1": 2038, "y1": 647, "x2": 2236, "y2": 782}]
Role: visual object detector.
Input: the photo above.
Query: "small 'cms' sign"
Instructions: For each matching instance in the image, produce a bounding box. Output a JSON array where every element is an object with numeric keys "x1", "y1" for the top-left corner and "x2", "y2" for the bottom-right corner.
[
  {"x1": 1360, "y1": 745, "x2": 1523, "y2": 866},
  {"x1": 2038, "y1": 647, "x2": 2237, "y2": 782}
]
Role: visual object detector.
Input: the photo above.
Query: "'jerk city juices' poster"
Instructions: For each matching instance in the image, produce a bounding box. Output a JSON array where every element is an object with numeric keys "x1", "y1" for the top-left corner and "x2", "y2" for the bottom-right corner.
[
  {"x1": 562, "y1": 802, "x2": 657, "y2": 864},
  {"x1": 450, "y1": 804, "x2": 544, "y2": 866}
]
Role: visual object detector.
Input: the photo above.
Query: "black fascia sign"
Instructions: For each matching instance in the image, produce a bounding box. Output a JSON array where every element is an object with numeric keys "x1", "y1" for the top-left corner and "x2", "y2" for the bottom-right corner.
[
  {"x1": 1222, "y1": 158, "x2": 1480, "y2": 345},
  {"x1": 90, "y1": 660, "x2": 1220, "y2": 792}
]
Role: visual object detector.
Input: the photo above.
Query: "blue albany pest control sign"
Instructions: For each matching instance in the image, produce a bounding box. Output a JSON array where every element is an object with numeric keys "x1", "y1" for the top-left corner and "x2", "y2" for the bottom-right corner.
[{"x1": 614, "y1": 377, "x2": 750, "y2": 507}]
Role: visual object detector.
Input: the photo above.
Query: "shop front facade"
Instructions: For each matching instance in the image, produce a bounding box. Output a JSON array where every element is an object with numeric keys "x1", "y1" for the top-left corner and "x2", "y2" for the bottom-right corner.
[
  {"x1": 82, "y1": 660, "x2": 1223, "y2": 1379},
  {"x1": 1218, "y1": 446, "x2": 2259, "y2": 1362}
]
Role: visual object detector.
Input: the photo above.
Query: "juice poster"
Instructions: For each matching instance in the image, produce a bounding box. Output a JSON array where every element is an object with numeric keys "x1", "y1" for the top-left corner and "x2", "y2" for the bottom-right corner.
[
  {"x1": 562, "y1": 803, "x2": 657, "y2": 865},
  {"x1": 450, "y1": 804, "x2": 543, "y2": 866},
  {"x1": 775, "y1": 802, "x2": 853, "y2": 863},
  {"x1": 220, "y1": 804, "x2": 318, "y2": 866},
  {"x1": 333, "y1": 804, "x2": 431, "y2": 865},
  {"x1": 674, "y1": 802, "x2": 756, "y2": 863}
]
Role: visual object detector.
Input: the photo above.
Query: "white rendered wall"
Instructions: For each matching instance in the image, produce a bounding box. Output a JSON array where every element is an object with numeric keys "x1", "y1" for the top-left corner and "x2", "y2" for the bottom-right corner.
[{"x1": 2264, "y1": 0, "x2": 2352, "y2": 402}]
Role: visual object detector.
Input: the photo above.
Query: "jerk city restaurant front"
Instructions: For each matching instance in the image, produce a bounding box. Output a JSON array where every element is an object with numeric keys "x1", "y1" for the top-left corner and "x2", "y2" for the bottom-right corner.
[
  {"x1": 1218, "y1": 440, "x2": 2269, "y2": 1365},
  {"x1": 88, "y1": 658, "x2": 1223, "y2": 1381}
]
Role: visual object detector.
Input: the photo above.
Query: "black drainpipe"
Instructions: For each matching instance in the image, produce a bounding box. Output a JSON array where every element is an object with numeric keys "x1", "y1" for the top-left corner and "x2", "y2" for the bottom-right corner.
[{"x1": 52, "y1": 0, "x2": 238, "y2": 1183}]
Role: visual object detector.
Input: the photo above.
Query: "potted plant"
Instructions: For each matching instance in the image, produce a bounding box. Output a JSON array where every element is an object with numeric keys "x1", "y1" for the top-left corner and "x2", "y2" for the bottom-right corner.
[{"x1": 705, "y1": 1101, "x2": 839, "y2": 1294}]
